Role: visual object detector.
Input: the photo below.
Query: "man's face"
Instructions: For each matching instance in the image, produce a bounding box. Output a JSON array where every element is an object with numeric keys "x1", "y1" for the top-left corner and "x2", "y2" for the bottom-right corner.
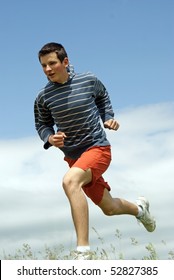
[{"x1": 40, "y1": 52, "x2": 69, "y2": 83}]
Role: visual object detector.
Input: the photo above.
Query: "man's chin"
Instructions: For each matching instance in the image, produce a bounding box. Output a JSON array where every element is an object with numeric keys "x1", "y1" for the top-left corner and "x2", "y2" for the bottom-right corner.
[{"x1": 48, "y1": 77, "x2": 57, "y2": 83}]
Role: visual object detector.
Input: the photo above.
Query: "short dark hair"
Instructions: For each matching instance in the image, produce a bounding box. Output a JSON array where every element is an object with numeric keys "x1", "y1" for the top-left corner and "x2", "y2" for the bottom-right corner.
[{"x1": 38, "y1": 42, "x2": 68, "y2": 62}]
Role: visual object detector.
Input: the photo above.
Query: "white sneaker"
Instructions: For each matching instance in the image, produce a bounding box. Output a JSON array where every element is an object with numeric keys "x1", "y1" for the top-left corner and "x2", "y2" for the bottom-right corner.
[
  {"x1": 136, "y1": 196, "x2": 156, "y2": 232},
  {"x1": 70, "y1": 251, "x2": 96, "y2": 260}
]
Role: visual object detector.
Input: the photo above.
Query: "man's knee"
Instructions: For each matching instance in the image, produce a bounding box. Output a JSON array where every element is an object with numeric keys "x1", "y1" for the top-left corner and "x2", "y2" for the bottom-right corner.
[
  {"x1": 101, "y1": 205, "x2": 115, "y2": 216},
  {"x1": 62, "y1": 173, "x2": 72, "y2": 188},
  {"x1": 62, "y1": 172, "x2": 77, "y2": 196},
  {"x1": 98, "y1": 189, "x2": 117, "y2": 216},
  {"x1": 63, "y1": 167, "x2": 92, "y2": 192}
]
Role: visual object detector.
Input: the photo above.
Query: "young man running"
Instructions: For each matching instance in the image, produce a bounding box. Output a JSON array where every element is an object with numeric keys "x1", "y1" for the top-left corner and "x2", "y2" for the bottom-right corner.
[{"x1": 34, "y1": 42, "x2": 156, "y2": 259}]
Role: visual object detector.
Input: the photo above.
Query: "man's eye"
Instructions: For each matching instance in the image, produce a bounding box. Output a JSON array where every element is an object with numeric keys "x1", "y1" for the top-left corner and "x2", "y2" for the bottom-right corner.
[
  {"x1": 41, "y1": 61, "x2": 57, "y2": 68},
  {"x1": 49, "y1": 61, "x2": 56, "y2": 65}
]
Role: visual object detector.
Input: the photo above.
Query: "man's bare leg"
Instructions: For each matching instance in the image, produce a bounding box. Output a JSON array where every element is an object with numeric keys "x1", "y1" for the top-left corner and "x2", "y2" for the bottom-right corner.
[
  {"x1": 62, "y1": 167, "x2": 92, "y2": 246},
  {"x1": 98, "y1": 188, "x2": 138, "y2": 216},
  {"x1": 98, "y1": 188, "x2": 156, "y2": 232}
]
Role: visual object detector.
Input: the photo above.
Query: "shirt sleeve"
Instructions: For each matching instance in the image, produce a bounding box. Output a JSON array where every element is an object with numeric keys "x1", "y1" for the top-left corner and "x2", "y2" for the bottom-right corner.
[
  {"x1": 34, "y1": 97, "x2": 55, "y2": 149},
  {"x1": 93, "y1": 78, "x2": 115, "y2": 122}
]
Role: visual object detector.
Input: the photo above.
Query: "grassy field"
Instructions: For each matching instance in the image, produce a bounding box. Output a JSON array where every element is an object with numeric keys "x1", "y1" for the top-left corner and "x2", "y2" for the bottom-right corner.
[{"x1": 2, "y1": 229, "x2": 174, "y2": 260}]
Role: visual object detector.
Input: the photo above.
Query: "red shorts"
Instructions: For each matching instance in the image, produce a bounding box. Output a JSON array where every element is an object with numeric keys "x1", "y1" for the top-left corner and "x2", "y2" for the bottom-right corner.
[{"x1": 64, "y1": 146, "x2": 111, "y2": 205}]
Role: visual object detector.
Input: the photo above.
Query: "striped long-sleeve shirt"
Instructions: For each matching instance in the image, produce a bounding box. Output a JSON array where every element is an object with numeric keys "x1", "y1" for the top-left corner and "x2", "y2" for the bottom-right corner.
[{"x1": 34, "y1": 67, "x2": 115, "y2": 159}]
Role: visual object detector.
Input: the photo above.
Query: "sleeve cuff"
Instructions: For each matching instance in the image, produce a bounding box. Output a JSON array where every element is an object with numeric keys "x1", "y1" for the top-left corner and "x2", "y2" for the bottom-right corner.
[{"x1": 43, "y1": 141, "x2": 52, "y2": 150}]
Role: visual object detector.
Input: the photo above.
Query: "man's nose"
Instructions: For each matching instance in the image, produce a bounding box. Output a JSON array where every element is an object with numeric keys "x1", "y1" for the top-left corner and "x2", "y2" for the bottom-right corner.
[{"x1": 45, "y1": 65, "x2": 52, "y2": 71}]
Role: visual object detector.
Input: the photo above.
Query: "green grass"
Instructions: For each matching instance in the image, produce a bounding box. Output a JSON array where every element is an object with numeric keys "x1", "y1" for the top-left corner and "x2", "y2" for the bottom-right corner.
[{"x1": 2, "y1": 229, "x2": 174, "y2": 260}]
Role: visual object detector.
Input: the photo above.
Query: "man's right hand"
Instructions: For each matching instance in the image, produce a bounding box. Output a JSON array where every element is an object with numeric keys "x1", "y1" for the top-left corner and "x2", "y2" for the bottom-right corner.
[{"x1": 48, "y1": 132, "x2": 67, "y2": 147}]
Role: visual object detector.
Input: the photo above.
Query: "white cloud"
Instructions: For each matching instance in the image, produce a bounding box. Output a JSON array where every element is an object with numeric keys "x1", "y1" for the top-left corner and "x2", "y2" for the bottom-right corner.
[{"x1": 0, "y1": 102, "x2": 174, "y2": 259}]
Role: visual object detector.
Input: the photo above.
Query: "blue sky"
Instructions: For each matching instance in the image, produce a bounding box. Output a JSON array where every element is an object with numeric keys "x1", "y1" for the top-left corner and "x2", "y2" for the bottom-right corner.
[
  {"x1": 0, "y1": 0, "x2": 173, "y2": 138},
  {"x1": 0, "y1": 0, "x2": 174, "y2": 259}
]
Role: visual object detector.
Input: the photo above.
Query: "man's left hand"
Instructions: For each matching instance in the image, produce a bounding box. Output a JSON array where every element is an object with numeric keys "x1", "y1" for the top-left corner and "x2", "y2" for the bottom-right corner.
[{"x1": 104, "y1": 119, "x2": 120, "y2": 131}]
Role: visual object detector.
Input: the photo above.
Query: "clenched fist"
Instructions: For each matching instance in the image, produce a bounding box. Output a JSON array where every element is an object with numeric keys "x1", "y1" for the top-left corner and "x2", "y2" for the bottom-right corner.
[
  {"x1": 48, "y1": 131, "x2": 67, "y2": 147},
  {"x1": 104, "y1": 119, "x2": 120, "y2": 131}
]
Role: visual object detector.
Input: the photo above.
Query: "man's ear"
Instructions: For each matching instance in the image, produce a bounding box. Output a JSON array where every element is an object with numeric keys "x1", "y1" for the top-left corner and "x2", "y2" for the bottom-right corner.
[{"x1": 63, "y1": 57, "x2": 69, "y2": 67}]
